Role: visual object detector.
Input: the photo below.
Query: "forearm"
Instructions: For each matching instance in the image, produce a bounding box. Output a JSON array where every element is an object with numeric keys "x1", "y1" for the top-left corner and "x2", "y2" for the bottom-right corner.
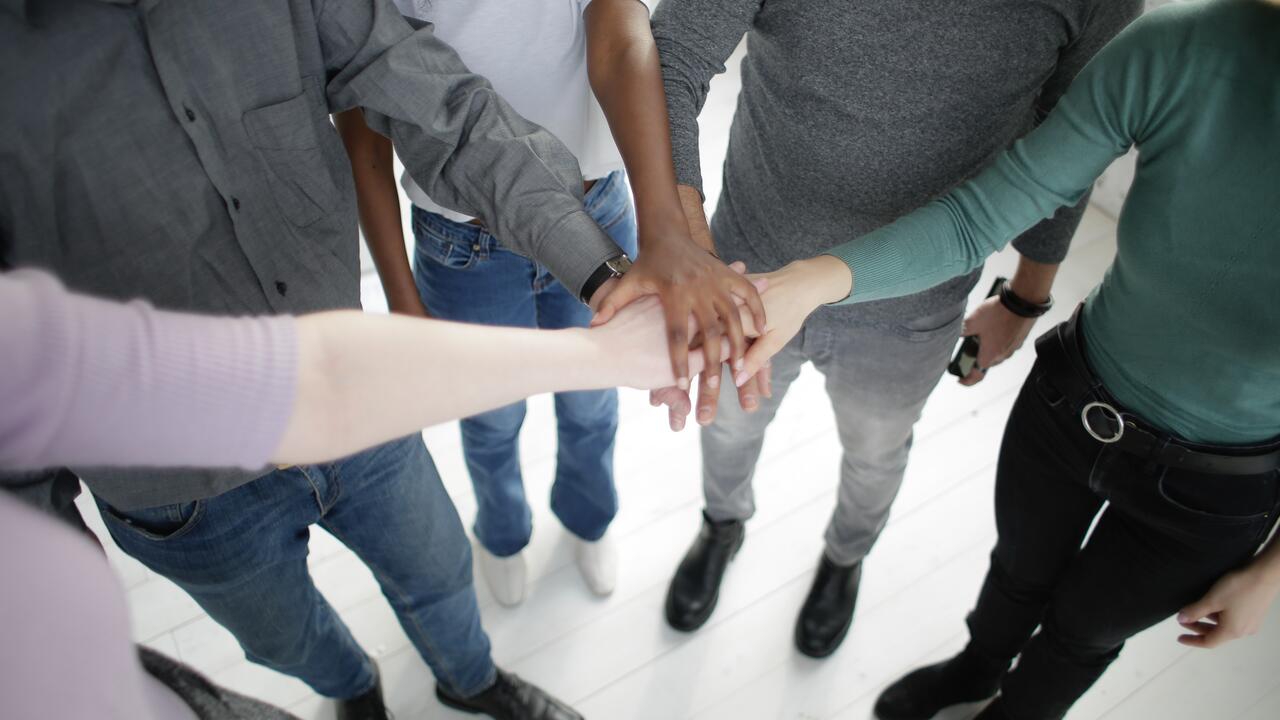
[
  {"x1": 586, "y1": 0, "x2": 688, "y2": 248},
  {"x1": 319, "y1": 1, "x2": 616, "y2": 297},
  {"x1": 334, "y1": 109, "x2": 421, "y2": 314},
  {"x1": 677, "y1": 184, "x2": 716, "y2": 254},
  {"x1": 277, "y1": 313, "x2": 614, "y2": 464},
  {"x1": 650, "y1": 0, "x2": 759, "y2": 194}
]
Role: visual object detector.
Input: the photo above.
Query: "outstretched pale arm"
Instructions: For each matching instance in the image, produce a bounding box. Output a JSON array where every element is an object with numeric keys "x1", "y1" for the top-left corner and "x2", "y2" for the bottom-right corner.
[{"x1": 1, "y1": 271, "x2": 700, "y2": 472}]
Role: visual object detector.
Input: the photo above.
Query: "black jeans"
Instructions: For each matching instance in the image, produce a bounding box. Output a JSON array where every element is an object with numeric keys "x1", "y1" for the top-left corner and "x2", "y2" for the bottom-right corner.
[{"x1": 966, "y1": 358, "x2": 1280, "y2": 719}]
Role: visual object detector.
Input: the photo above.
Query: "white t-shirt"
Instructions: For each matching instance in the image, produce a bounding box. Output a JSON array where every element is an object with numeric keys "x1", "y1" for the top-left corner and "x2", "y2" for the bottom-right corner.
[{"x1": 393, "y1": 0, "x2": 639, "y2": 222}]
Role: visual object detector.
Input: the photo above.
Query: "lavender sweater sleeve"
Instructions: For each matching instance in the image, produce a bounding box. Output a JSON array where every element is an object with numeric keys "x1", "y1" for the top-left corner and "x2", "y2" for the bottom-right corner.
[{"x1": 0, "y1": 270, "x2": 297, "y2": 471}]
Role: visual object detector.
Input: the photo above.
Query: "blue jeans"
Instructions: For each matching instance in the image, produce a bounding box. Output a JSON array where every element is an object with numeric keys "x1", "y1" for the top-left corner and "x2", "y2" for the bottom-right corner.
[
  {"x1": 97, "y1": 436, "x2": 495, "y2": 699},
  {"x1": 412, "y1": 170, "x2": 638, "y2": 557}
]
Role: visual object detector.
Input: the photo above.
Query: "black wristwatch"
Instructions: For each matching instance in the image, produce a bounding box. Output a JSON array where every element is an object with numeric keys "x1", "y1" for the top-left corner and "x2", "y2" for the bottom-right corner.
[
  {"x1": 579, "y1": 253, "x2": 632, "y2": 304},
  {"x1": 998, "y1": 278, "x2": 1053, "y2": 318}
]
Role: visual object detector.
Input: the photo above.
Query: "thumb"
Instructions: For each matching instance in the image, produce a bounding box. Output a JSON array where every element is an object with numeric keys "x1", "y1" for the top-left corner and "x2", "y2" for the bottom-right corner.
[
  {"x1": 736, "y1": 334, "x2": 781, "y2": 387},
  {"x1": 729, "y1": 260, "x2": 748, "y2": 275},
  {"x1": 590, "y1": 278, "x2": 642, "y2": 326}
]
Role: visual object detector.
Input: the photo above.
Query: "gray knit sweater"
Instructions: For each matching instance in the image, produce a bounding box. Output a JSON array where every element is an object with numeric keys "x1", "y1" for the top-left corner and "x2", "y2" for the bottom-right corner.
[{"x1": 652, "y1": 0, "x2": 1140, "y2": 325}]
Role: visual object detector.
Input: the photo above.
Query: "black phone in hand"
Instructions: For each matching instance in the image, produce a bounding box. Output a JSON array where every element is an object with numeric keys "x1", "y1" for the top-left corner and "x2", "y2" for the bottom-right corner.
[{"x1": 947, "y1": 276, "x2": 1006, "y2": 379}]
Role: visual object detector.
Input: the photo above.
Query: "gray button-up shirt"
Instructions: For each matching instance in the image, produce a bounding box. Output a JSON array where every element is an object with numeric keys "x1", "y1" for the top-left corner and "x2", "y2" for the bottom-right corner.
[{"x1": 0, "y1": 0, "x2": 621, "y2": 510}]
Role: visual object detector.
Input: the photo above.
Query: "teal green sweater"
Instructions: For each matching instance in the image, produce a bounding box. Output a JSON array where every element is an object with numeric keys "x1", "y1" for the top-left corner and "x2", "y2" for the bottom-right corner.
[{"x1": 828, "y1": 0, "x2": 1280, "y2": 445}]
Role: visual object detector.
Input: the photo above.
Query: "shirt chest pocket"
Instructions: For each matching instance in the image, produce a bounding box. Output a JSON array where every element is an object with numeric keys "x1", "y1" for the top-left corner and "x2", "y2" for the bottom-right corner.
[{"x1": 242, "y1": 90, "x2": 339, "y2": 228}]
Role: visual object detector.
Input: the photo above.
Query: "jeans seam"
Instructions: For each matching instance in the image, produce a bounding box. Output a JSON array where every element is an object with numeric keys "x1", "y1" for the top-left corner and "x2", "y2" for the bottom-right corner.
[{"x1": 319, "y1": 519, "x2": 484, "y2": 696}]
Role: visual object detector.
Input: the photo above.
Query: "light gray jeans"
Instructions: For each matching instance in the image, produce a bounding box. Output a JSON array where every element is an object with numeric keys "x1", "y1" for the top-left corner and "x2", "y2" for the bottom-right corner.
[{"x1": 702, "y1": 300, "x2": 965, "y2": 566}]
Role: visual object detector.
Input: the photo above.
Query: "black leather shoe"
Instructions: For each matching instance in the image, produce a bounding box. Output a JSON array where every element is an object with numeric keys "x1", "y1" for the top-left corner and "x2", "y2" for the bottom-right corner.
[
  {"x1": 972, "y1": 698, "x2": 1011, "y2": 720},
  {"x1": 794, "y1": 554, "x2": 861, "y2": 658},
  {"x1": 874, "y1": 647, "x2": 1007, "y2": 720},
  {"x1": 436, "y1": 669, "x2": 582, "y2": 720},
  {"x1": 665, "y1": 511, "x2": 745, "y2": 632},
  {"x1": 337, "y1": 670, "x2": 390, "y2": 720}
]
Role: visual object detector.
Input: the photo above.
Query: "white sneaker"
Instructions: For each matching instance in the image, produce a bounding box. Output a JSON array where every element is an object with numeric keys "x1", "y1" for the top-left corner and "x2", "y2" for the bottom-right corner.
[
  {"x1": 574, "y1": 531, "x2": 618, "y2": 597},
  {"x1": 478, "y1": 544, "x2": 527, "y2": 607}
]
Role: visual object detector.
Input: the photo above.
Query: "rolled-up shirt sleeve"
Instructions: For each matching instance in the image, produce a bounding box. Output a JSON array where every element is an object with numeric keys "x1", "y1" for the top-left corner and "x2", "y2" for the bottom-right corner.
[
  {"x1": 313, "y1": 0, "x2": 620, "y2": 298},
  {"x1": 0, "y1": 271, "x2": 297, "y2": 471}
]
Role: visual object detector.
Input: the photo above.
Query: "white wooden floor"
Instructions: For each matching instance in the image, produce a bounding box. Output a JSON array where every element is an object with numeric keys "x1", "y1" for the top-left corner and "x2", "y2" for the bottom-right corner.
[{"x1": 76, "y1": 43, "x2": 1280, "y2": 720}]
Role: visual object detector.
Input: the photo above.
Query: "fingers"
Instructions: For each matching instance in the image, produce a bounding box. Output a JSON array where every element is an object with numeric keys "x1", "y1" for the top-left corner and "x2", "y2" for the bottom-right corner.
[
  {"x1": 719, "y1": 294, "x2": 748, "y2": 374},
  {"x1": 736, "y1": 372, "x2": 761, "y2": 413},
  {"x1": 728, "y1": 260, "x2": 747, "y2": 275},
  {"x1": 695, "y1": 366, "x2": 723, "y2": 426},
  {"x1": 650, "y1": 386, "x2": 692, "y2": 431},
  {"x1": 760, "y1": 360, "x2": 773, "y2": 398},
  {"x1": 1178, "y1": 602, "x2": 1219, "y2": 627},
  {"x1": 663, "y1": 298, "x2": 692, "y2": 391},
  {"x1": 960, "y1": 364, "x2": 987, "y2": 387},
  {"x1": 737, "y1": 333, "x2": 783, "y2": 387},
  {"x1": 591, "y1": 275, "x2": 643, "y2": 326}
]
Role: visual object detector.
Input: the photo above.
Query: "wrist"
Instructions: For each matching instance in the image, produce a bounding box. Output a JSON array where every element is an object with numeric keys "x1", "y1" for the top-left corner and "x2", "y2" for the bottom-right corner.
[
  {"x1": 1252, "y1": 548, "x2": 1280, "y2": 587},
  {"x1": 797, "y1": 255, "x2": 854, "y2": 306},
  {"x1": 1008, "y1": 259, "x2": 1058, "y2": 304},
  {"x1": 587, "y1": 276, "x2": 620, "y2": 312}
]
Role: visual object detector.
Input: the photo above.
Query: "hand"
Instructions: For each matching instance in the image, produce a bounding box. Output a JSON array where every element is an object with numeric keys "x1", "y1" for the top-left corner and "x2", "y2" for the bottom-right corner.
[
  {"x1": 734, "y1": 255, "x2": 852, "y2": 385},
  {"x1": 1176, "y1": 567, "x2": 1280, "y2": 649},
  {"x1": 640, "y1": 261, "x2": 768, "y2": 429},
  {"x1": 592, "y1": 227, "x2": 767, "y2": 393},
  {"x1": 957, "y1": 295, "x2": 1035, "y2": 386},
  {"x1": 590, "y1": 295, "x2": 726, "y2": 391}
]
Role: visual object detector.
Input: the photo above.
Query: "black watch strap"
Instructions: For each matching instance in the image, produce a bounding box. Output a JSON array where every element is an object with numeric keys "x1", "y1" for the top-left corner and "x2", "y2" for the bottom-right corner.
[
  {"x1": 579, "y1": 262, "x2": 615, "y2": 304},
  {"x1": 998, "y1": 279, "x2": 1053, "y2": 318}
]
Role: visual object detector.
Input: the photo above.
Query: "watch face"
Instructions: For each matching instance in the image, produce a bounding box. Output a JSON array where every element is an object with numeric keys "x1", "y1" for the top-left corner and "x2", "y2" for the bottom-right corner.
[{"x1": 606, "y1": 255, "x2": 632, "y2": 275}]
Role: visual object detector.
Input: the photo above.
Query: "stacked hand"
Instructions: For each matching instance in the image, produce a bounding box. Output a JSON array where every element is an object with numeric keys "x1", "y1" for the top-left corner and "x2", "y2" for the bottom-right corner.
[{"x1": 615, "y1": 254, "x2": 851, "y2": 430}]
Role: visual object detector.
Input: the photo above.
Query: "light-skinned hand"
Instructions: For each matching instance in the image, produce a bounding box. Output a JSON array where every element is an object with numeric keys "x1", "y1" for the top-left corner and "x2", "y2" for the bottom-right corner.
[
  {"x1": 1176, "y1": 566, "x2": 1280, "y2": 650},
  {"x1": 957, "y1": 295, "x2": 1036, "y2": 386}
]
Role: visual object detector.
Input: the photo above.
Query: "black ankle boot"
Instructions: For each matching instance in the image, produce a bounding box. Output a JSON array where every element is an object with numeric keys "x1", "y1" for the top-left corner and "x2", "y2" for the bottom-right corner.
[
  {"x1": 795, "y1": 554, "x2": 861, "y2": 658},
  {"x1": 972, "y1": 697, "x2": 1011, "y2": 720},
  {"x1": 337, "y1": 670, "x2": 389, "y2": 720},
  {"x1": 874, "y1": 646, "x2": 1007, "y2": 720},
  {"x1": 665, "y1": 511, "x2": 745, "y2": 632},
  {"x1": 436, "y1": 669, "x2": 582, "y2": 720}
]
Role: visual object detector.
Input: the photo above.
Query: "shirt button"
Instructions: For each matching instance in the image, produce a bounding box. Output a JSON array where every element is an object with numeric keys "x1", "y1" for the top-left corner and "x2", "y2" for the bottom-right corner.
[
  {"x1": 275, "y1": 281, "x2": 288, "y2": 296},
  {"x1": 184, "y1": 106, "x2": 196, "y2": 122},
  {"x1": 472, "y1": 243, "x2": 481, "y2": 251},
  {"x1": 231, "y1": 197, "x2": 241, "y2": 211}
]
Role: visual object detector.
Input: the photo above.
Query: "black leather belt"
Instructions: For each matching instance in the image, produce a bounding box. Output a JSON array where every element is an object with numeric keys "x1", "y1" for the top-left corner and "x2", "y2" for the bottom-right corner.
[{"x1": 1033, "y1": 306, "x2": 1280, "y2": 476}]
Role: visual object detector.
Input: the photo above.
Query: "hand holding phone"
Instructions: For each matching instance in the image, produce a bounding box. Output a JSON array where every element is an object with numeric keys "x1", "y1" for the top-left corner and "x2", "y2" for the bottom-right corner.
[{"x1": 946, "y1": 276, "x2": 1006, "y2": 379}]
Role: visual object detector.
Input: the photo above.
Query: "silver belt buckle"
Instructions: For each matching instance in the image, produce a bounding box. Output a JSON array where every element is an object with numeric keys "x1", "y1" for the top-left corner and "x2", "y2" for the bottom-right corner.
[{"x1": 1081, "y1": 401, "x2": 1125, "y2": 444}]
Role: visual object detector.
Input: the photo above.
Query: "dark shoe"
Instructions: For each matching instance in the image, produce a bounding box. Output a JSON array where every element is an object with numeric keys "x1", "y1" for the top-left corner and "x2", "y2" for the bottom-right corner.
[
  {"x1": 436, "y1": 669, "x2": 582, "y2": 720},
  {"x1": 972, "y1": 697, "x2": 1011, "y2": 720},
  {"x1": 794, "y1": 554, "x2": 861, "y2": 658},
  {"x1": 874, "y1": 646, "x2": 1007, "y2": 720},
  {"x1": 337, "y1": 670, "x2": 390, "y2": 720},
  {"x1": 664, "y1": 511, "x2": 745, "y2": 632}
]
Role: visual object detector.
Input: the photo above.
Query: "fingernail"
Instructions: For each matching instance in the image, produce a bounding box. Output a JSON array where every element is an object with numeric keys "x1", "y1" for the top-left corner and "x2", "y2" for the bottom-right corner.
[
  {"x1": 1177, "y1": 614, "x2": 1190, "y2": 623},
  {"x1": 698, "y1": 410, "x2": 711, "y2": 424},
  {"x1": 733, "y1": 358, "x2": 744, "y2": 371},
  {"x1": 677, "y1": 376, "x2": 689, "y2": 390},
  {"x1": 708, "y1": 374, "x2": 720, "y2": 389},
  {"x1": 673, "y1": 419, "x2": 685, "y2": 431},
  {"x1": 734, "y1": 371, "x2": 748, "y2": 387},
  {"x1": 744, "y1": 399, "x2": 757, "y2": 411}
]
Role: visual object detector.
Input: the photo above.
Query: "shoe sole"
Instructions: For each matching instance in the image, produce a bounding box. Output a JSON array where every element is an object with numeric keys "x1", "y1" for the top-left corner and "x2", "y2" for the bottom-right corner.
[
  {"x1": 664, "y1": 532, "x2": 746, "y2": 633},
  {"x1": 873, "y1": 698, "x2": 993, "y2": 720},
  {"x1": 435, "y1": 686, "x2": 483, "y2": 715}
]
